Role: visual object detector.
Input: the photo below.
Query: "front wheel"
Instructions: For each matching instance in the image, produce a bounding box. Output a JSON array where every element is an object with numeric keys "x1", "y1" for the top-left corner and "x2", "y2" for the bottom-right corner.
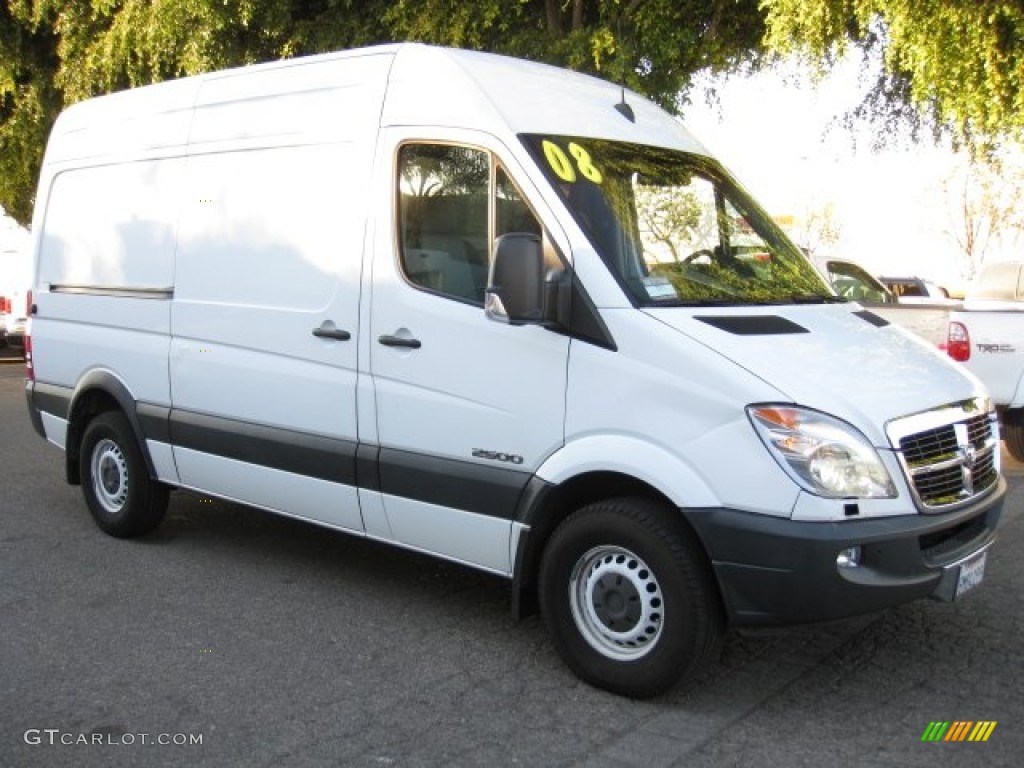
[
  {"x1": 80, "y1": 411, "x2": 169, "y2": 538},
  {"x1": 538, "y1": 497, "x2": 723, "y2": 698},
  {"x1": 1004, "y1": 409, "x2": 1024, "y2": 463}
]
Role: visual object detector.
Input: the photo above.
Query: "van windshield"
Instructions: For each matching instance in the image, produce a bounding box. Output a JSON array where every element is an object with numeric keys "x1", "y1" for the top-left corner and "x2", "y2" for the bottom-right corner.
[{"x1": 522, "y1": 135, "x2": 834, "y2": 307}]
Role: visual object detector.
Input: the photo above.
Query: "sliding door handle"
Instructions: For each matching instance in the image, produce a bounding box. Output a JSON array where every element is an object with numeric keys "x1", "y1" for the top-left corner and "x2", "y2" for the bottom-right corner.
[
  {"x1": 312, "y1": 327, "x2": 351, "y2": 341},
  {"x1": 378, "y1": 334, "x2": 421, "y2": 349}
]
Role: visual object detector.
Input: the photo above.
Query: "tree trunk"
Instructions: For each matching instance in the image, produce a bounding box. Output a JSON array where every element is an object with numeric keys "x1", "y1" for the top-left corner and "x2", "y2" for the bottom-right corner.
[{"x1": 545, "y1": 0, "x2": 562, "y2": 35}]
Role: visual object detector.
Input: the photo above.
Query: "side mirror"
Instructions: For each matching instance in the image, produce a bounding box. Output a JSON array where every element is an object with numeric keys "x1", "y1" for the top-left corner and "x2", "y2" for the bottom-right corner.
[{"x1": 485, "y1": 234, "x2": 545, "y2": 324}]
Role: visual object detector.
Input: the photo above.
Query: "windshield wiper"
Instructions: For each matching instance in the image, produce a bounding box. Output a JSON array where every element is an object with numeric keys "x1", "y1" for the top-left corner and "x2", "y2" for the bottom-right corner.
[
  {"x1": 663, "y1": 298, "x2": 753, "y2": 307},
  {"x1": 652, "y1": 294, "x2": 847, "y2": 308},
  {"x1": 787, "y1": 294, "x2": 848, "y2": 304}
]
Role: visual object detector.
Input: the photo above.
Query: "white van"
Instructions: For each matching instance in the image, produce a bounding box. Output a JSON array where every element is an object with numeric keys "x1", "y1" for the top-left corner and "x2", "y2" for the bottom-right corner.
[{"x1": 25, "y1": 44, "x2": 1005, "y2": 697}]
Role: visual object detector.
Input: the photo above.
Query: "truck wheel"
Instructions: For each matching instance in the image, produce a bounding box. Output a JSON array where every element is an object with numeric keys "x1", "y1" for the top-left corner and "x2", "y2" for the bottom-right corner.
[
  {"x1": 1005, "y1": 409, "x2": 1024, "y2": 463},
  {"x1": 538, "y1": 497, "x2": 723, "y2": 698},
  {"x1": 80, "y1": 411, "x2": 168, "y2": 538}
]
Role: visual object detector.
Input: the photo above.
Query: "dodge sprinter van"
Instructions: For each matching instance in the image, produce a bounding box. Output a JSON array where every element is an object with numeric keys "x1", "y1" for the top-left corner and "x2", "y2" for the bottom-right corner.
[{"x1": 26, "y1": 44, "x2": 1005, "y2": 697}]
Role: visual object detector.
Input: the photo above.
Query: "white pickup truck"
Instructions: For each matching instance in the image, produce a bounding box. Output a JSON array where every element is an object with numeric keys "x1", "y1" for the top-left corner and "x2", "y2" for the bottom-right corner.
[
  {"x1": 819, "y1": 259, "x2": 956, "y2": 346},
  {"x1": 947, "y1": 260, "x2": 1024, "y2": 461}
]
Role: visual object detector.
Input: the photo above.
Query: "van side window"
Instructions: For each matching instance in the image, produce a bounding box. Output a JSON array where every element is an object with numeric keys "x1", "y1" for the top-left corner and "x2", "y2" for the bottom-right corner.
[
  {"x1": 398, "y1": 144, "x2": 490, "y2": 303},
  {"x1": 397, "y1": 144, "x2": 542, "y2": 304}
]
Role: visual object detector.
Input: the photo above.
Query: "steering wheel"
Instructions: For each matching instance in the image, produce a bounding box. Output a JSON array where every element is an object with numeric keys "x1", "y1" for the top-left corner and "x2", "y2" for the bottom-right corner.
[{"x1": 683, "y1": 249, "x2": 715, "y2": 265}]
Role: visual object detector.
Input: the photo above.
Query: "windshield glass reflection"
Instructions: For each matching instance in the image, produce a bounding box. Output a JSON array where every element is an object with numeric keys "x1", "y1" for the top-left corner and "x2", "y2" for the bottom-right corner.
[{"x1": 522, "y1": 135, "x2": 835, "y2": 307}]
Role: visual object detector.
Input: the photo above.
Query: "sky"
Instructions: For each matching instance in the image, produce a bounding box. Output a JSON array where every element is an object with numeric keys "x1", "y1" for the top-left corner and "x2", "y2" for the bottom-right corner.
[{"x1": 680, "y1": 55, "x2": 971, "y2": 291}]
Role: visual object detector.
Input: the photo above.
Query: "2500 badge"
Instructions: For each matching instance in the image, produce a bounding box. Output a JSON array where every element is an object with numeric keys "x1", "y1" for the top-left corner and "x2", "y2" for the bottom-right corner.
[{"x1": 472, "y1": 448, "x2": 524, "y2": 465}]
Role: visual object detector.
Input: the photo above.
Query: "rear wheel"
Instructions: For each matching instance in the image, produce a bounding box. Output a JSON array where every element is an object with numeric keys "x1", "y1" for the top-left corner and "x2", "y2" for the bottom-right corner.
[
  {"x1": 538, "y1": 497, "x2": 723, "y2": 698},
  {"x1": 1004, "y1": 409, "x2": 1024, "y2": 463},
  {"x1": 80, "y1": 411, "x2": 168, "y2": 537}
]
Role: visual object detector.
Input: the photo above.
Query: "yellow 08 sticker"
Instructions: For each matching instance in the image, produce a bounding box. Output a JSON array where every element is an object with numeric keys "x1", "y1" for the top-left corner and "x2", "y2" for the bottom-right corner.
[
  {"x1": 541, "y1": 140, "x2": 602, "y2": 184},
  {"x1": 568, "y1": 142, "x2": 603, "y2": 183}
]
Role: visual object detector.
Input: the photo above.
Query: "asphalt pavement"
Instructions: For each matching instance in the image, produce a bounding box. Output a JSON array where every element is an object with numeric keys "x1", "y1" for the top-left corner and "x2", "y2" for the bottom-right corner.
[{"x1": 1, "y1": 354, "x2": 1022, "y2": 767}]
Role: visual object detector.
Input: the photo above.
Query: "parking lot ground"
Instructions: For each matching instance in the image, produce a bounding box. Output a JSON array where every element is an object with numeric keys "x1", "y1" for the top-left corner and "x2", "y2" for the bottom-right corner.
[{"x1": 2, "y1": 357, "x2": 1022, "y2": 767}]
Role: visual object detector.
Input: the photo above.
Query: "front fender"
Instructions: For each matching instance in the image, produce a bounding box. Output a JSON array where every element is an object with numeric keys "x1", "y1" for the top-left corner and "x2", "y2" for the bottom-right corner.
[{"x1": 535, "y1": 434, "x2": 719, "y2": 508}]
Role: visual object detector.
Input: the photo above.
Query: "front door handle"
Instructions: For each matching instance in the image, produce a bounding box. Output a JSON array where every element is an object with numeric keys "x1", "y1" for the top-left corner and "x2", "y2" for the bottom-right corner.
[
  {"x1": 378, "y1": 334, "x2": 421, "y2": 349},
  {"x1": 312, "y1": 327, "x2": 351, "y2": 341}
]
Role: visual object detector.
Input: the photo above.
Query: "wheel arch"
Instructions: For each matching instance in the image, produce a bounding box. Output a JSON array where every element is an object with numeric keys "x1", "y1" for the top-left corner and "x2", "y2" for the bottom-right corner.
[
  {"x1": 511, "y1": 469, "x2": 718, "y2": 620},
  {"x1": 65, "y1": 369, "x2": 156, "y2": 485}
]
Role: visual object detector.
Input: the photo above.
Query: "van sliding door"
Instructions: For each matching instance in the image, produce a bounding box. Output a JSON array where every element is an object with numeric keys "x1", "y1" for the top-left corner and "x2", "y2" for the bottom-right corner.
[{"x1": 169, "y1": 143, "x2": 365, "y2": 531}]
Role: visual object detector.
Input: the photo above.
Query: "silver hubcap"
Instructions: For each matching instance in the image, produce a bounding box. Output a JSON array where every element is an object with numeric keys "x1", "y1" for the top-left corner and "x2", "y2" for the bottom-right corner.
[
  {"x1": 569, "y1": 545, "x2": 664, "y2": 660},
  {"x1": 91, "y1": 438, "x2": 129, "y2": 514}
]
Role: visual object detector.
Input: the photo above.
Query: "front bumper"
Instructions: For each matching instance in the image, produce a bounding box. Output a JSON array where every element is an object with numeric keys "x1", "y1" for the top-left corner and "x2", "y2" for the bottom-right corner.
[{"x1": 683, "y1": 479, "x2": 1005, "y2": 626}]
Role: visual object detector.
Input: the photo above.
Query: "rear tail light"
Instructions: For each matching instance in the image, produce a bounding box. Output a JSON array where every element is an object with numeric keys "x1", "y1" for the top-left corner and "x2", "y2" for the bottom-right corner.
[
  {"x1": 0, "y1": 295, "x2": 10, "y2": 313},
  {"x1": 25, "y1": 290, "x2": 34, "y2": 380},
  {"x1": 947, "y1": 321, "x2": 971, "y2": 362},
  {"x1": 25, "y1": 333, "x2": 34, "y2": 380}
]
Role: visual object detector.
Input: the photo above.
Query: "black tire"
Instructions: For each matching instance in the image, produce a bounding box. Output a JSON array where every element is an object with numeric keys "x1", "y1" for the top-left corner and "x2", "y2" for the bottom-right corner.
[
  {"x1": 538, "y1": 497, "x2": 723, "y2": 698},
  {"x1": 79, "y1": 411, "x2": 168, "y2": 538},
  {"x1": 1005, "y1": 409, "x2": 1024, "y2": 463}
]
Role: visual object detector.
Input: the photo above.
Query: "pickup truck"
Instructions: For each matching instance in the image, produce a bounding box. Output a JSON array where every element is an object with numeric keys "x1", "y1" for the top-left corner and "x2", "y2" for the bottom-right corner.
[
  {"x1": 819, "y1": 259, "x2": 956, "y2": 346},
  {"x1": 947, "y1": 260, "x2": 1024, "y2": 461},
  {"x1": 879, "y1": 275, "x2": 954, "y2": 303}
]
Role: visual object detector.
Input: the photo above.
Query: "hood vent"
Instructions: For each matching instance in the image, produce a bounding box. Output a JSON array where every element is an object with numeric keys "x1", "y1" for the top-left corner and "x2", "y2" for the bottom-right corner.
[
  {"x1": 853, "y1": 310, "x2": 889, "y2": 327},
  {"x1": 695, "y1": 315, "x2": 808, "y2": 336}
]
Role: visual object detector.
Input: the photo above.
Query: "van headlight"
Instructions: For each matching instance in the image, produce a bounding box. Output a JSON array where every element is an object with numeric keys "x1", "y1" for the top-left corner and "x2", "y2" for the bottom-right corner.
[{"x1": 747, "y1": 405, "x2": 897, "y2": 499}]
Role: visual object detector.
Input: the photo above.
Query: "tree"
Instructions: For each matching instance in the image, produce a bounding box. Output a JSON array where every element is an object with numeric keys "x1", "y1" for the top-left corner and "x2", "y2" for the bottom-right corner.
[
  {"x1": 1, "y1": 0, "x2": 396, "y2": 226},
  {"x1": 634, "y1": 184, "x2": 706, "y2": 263},
  {"x1": 761, "y1": 0, "x2": 1024, "y2": 149},
  {"x1": 942, "y1": 149, "x2": 1024, "y2": 280},
  {"x1": 0, "y1": 0, "x2": 764, "y2": 227},
  {"x1": 384, "y1": 0, "x2": 765, "y2": 109},
  {"x1": 791, "y1": 202, "x2": 842, "y2": 255},
  {"x1": 3, "y1": 1, "x2": 1024, "y2": 228},
  {"x1": 1, "y1": 1, "x2": 61, "y2": 226}
]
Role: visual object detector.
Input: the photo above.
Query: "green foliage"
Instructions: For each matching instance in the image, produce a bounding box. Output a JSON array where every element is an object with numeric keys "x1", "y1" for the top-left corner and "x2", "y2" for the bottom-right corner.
[
  {"x1": 762, "y1": 0, "x2": 1024, "y2": 148},
  {"x1": 384, "y1": 0, "x2": 765, "y2": 109},
  {"x1": 1, "y1": 1, "x2": 59, "y2": 225},
  {"x1": 0, "y1": 0, "x2": 766, "y2": 225},
  {"x1": 2, "y1": 0, "x2": 1022, "y2": 228},
  {"x1": 0, "y1": 0, "x2": 395, "y2": 225}
]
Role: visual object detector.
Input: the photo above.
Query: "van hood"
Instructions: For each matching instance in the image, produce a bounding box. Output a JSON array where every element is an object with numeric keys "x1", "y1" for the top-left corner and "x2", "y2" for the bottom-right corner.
[{"x1": 643, "y1": 304, "x2": 982, "y2": 447}]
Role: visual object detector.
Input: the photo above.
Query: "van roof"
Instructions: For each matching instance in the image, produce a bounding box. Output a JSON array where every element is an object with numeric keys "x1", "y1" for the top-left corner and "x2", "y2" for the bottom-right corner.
[
  {"x1": 48, "y1": 43, "x2": 707, "y2": 163},
  {"x1": 381, "y1": 45, "x2": 704, "y2": 151}
]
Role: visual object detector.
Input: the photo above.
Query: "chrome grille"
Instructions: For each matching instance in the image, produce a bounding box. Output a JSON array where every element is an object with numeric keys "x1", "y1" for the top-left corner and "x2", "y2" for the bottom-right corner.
[{"x1": 888, "y1": 399, "x2": 1001, "y2": 511}]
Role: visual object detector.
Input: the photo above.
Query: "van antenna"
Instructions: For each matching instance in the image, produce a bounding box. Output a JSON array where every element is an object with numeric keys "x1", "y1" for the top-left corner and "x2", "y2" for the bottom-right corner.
[
  {"x1": 615, "y1": 87, "x2": 635, "y2": 123},
  {"x1": 613, "y1": 20, "x2": 635, "y2": 123}
]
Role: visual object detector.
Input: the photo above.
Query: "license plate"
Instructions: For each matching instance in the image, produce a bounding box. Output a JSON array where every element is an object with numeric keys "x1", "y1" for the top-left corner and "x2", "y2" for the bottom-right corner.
[{"x1": 955, "y1": 550, "x2": 987, "y2": 599}]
